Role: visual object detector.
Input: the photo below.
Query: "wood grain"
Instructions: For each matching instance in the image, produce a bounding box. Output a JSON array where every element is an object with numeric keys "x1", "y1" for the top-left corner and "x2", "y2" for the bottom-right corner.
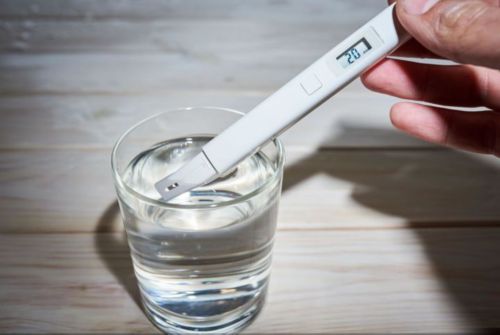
[
  {"x1": 2, "y1": 230, "x2": 500, "y2": 333},
  {"x1": 0, "y1": 89, "x2": 431, "y2": 149},
  {"x1": 0, "y1": 0, "x2": 385, "y2": 21},
  {"x1": 0, "y1": 14, "x2": 383, "y2": 54},
  {"x1": 1, "y1": 148, "x2": 499, "y2": 234},
  {"x1": 1, "y1": 0, "x2": 500, "y2": 333},
  {"x1": 0, "y1": 1, "x2": 385, "y2": 94},
  {"x1": 0, "y1": 53, "x2": 383, "y2": 94}
]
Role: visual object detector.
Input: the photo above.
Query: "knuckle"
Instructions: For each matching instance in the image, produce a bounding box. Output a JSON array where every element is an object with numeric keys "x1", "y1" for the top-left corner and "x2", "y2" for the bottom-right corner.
[{"x1": 432, "y1": 1, "x2": 488, "y2": 59}]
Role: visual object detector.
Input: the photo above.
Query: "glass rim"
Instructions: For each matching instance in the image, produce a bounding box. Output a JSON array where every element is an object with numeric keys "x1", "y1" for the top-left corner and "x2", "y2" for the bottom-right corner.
[{"x1": 111, "y1": 106, "x2": 285, "y2": 210}]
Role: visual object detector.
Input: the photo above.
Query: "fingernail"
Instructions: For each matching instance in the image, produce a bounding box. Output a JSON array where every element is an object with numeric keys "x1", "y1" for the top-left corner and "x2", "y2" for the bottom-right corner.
[{"x1": 400, "y1": 0, "x2": 439, "y2": 15}]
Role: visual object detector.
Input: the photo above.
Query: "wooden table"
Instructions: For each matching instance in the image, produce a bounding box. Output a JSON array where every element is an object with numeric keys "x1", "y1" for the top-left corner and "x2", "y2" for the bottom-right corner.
[{"x1": 1, "y1": 1, "x2": 500, "y2": 333}]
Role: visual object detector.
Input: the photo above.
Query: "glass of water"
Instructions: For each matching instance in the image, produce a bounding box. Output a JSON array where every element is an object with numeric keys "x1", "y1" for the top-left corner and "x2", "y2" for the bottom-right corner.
[{"x1": 111, "y1": 107, "x2": 285, "y2": 334}]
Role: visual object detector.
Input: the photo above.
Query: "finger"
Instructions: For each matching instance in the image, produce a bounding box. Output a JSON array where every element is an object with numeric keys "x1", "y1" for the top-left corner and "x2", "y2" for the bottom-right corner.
[
  {"x1": 391, "y1": 39, "x2": 442, "y2": 59},
  {"x1": 395, "y1": 0, "x2": 500, "y2": 69},
  {"x1": 361, "y1": 59, "x2": 500, "y2": 110},
  {"x1": 390, "y1": 102, "x2": 500, "y2": 156},
  {"x1": 383, "y1": 5, "x2": 442, "y2": 60},
  {"x1": 362, "y1": 60, "x2": 500, "y2": 109}
]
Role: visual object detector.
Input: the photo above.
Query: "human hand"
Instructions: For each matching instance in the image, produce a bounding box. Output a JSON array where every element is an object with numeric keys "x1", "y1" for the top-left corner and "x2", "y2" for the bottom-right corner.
[{"x1": 361, "y1": 0, "x2": 500, "y2": 156}]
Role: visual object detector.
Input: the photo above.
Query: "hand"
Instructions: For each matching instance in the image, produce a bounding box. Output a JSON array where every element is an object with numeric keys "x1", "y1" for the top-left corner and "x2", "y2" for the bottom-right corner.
[{"x1": 361, "y1": 0, "x2": 500, "y2": 156}]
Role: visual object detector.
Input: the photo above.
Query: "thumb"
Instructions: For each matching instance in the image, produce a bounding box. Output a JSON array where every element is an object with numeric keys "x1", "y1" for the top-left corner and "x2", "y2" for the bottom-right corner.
[{"x1": 396, "y1": 0, "x2": 500, "y2": 69}]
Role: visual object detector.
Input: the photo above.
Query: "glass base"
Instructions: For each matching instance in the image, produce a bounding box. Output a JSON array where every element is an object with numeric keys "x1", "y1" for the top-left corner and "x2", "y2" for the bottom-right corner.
[{"x1": 142, "y1": 290, "x2": 266, "y2": 334}]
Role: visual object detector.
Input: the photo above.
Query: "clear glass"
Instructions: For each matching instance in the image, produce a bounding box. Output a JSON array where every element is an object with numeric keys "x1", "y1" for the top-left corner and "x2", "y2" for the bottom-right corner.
[{"x1": 111, "y1": 107, "x2": 285, "y2": 334}]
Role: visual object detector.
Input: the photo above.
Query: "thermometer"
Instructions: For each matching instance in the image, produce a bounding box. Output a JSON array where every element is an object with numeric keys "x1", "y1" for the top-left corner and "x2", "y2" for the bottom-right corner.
[{"x1": 155, "y1": 3, "x2": 409, "y2": 201}]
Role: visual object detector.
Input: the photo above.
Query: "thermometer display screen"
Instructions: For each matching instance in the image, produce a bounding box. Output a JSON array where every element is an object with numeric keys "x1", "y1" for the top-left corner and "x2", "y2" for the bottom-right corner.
[{"x1": 336, "y1": 38, "x2": 372, "y2": 69}]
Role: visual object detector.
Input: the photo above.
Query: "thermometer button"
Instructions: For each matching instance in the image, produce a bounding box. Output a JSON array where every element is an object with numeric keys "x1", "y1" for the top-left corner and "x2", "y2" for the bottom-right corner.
[{"x1": 300, "y1": 73, "x2": 322, "y2": 95}]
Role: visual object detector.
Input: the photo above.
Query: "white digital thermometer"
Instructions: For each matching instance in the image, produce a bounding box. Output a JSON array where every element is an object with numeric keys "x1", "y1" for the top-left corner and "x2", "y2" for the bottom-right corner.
[{"x1": 156, "y1": 3, "x2": 409, "y2": 201}]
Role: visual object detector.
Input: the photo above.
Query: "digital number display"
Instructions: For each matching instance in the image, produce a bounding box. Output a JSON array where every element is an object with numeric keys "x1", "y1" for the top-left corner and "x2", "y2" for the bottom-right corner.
[{"x1": 336, "y1": 38, "x2": 372, "y2": 69}]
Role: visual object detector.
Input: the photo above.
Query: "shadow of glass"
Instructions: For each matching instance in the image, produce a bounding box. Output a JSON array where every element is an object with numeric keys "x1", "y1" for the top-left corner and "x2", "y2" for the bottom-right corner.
[
  {"x1": 94, "y1": 201, "x2": 142, "y2": 309},
  {"x1": 282, "y1": 126, "x2": 500, "y2": 331}
]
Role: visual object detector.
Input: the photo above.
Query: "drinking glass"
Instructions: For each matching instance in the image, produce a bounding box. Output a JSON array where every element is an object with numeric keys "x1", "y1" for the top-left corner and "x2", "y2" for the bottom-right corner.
[{"x1": 111, "y1": 107, "x2": 285, "y2": 334}]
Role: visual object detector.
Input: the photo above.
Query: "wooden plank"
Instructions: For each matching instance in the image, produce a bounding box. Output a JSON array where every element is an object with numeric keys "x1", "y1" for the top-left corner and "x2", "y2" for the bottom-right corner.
[
  {"x1": 0, "y1": 0, "x2": 455, "y2": 151},
  {"x1": 1, "y1": 148, "x2": 499, "y2": 234},
  {"x1": 2, "y1": 229, "x2": 500, "y2": 333},
  {"x1": 0, "y1": 90, "x2": 430, "y2": 149},
  {"x1": 0, "y1": 0, "x2": 383, "y2": 99},
  {"x1": 0, "y1": 52, "x2": 405, "y2": 94},
  {"x1": 1, "y1": 2, "x2": 497, "y2": 334},
  {"x1": 0, "y1": 15, "x2": 384, "y2": 54},
  {"x1": 0, "y1": 0, "x2": 385, "y2": 21},
  {"x1": 0, "y1": 1, "x2": 386, "y2": 94},
  {"x1": 0, "y1": 232, "x2": 151, "y2": 333},
  {"x1": 0, "y1": 53, "x2": 277, "y2": 94}
]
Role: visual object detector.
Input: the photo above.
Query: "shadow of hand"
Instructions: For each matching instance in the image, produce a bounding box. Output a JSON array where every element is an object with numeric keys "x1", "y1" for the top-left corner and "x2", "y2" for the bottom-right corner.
[{"x1": 283, "y1": 126, "x2": 500, "y2": 331}]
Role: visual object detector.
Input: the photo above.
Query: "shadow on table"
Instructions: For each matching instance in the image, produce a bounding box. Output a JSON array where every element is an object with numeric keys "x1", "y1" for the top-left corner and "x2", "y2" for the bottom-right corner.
[
  {"x1": 94, "y1": 201, "x2": 142, "y2": 309},
  {"x1": 282, "y1": 126, "x2": 500, "y2": 332},
  {"x1": 94, "y1": 126, "x2": 500, "y2": 331}
]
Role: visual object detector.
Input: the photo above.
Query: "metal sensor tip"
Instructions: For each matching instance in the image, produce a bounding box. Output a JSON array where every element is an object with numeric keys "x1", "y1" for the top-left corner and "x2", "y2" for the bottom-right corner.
[
  {"x1": 166, "y1": 182, "x2": 179, "y2": 192},
  {"x1": 155, "y1": 151, "x2": 218, "y2": 202}
]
